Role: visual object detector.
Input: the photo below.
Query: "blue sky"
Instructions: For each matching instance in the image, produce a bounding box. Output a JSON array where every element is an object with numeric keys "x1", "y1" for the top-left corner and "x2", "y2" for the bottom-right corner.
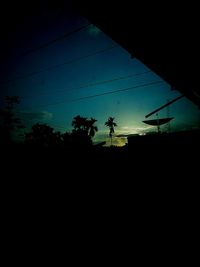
[{"x1": 1, "y1": 5, "x2": 199, "y2": 146}]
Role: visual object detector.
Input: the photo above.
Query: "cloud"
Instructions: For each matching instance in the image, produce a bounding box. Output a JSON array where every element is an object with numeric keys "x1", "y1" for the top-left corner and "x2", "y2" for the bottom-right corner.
[
  {"x1": 94, "y1": 132, "x2": 127, "y2": 147},
  {"x1": 18, "y1": 111, "x2": 53, "y2": 125},
  {"x1": 117, "y1": 125, "x2": 154, "y2": 136},
  {"x1": 116, "y1": 134, "x2": 130, "y2": 137},
  {"x1": 111, "y1": 137, "x2": 127, "y2": 147},
  {"x1": 39, "y1": 111, "x2": 53, "y2": 121},
  {"x1": 94, "y1": 125, "x2": 156, "y2": 147},
  {"x1": 121, "y1": 126, "x2": 129, "y2": 130},
  {"x1": 87, "y1": 24, "x2": 101, "y2": 36}
]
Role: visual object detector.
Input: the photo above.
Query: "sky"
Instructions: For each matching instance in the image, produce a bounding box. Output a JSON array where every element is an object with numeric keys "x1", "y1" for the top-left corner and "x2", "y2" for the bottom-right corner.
[{"x1": 0, "y1": 4, "x2": 199, "y2": 146}]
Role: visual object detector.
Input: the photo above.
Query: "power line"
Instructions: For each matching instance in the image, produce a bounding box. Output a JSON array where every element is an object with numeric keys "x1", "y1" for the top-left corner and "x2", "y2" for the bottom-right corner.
[
  {"x1": 20, "y1": 70, "x2": 152, "y2": 99},
  {"x1": 69, "y1": 80, "x2": 164, "y2": 103},
  {"x1": 27, "y1": 80, "x2": 164, "y2": 109},
  {"x1": 20, "y1": 23, "x2": 91, "y2": 57},
  {"x1": 145, "y1": 95, "x2": 184, "y2": 118},
  {"x1": 0, "y1": 44, "x2": 118, "y2": 85}
]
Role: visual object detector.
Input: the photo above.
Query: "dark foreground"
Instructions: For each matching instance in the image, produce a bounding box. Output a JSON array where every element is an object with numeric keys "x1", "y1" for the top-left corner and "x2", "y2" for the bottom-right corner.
[
  {"x1": 2, "y1": 130, "x2": 199, "y2": 173},
  {"x1": 1, "y1": 130, "x2": 199, "y2": 248}
]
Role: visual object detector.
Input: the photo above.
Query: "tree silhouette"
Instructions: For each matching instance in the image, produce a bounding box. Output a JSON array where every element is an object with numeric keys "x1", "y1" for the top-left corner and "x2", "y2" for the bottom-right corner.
[
  {"x1": 71, "y1": 115, "x2": 98, "y2": 147},
  {"x1": 105, "y1": 117, "x2": 117, "y2": 146},
  {"x1": 0, "y1": 96, "x2": 24, "y2": 145},
  {"x1": 72, "y1": 115, "x2": 87, "y2": 131},
  {"x1": 61, "y1": 131, "x2": 72, "y2": 148},
  {"x1": 86, "y1": 117, "x2": 98, "y2": 138},
  {"x1": 25, "y1": 123, "x2": 59, "y2": 147}
]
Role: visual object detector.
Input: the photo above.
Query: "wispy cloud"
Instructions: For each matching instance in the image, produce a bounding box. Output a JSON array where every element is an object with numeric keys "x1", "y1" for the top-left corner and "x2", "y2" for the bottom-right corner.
[
  {"x1": 112, "y1": 137, "x2": 127, "y2": 147},
  {"x1": 18, "y1": 111, "x2": 53, "y2": 128},
  {"x1": 118, "y1": 125, "x2": 154, "y2": 135},
  {"x1": 94, "y1": 132, "x2": 127, "y2": 147},
  {"x1": 94, "y1": 124, "x2": 156, "y2": 146},
  {"x1": 116, "y1": 134, "x2": 131, "y2": 137}
]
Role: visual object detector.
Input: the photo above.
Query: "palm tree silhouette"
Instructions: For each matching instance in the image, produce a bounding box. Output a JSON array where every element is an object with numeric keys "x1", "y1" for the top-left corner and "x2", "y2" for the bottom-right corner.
[
  {"x1": 72, "y1": 115, "x2": 98, "y2": 138},
  {"x1": 105, "y1": 117, "x2": 117, "y2": 146},
  {"x1": 87, "y1": 117, "x2": 98, "y2": 138},
  {"x1": 71, "y1": 115, "x2": 98, "y2": 147},
  {"x1": 72, "y1": 115, "x2": 87, "y2": 131}
]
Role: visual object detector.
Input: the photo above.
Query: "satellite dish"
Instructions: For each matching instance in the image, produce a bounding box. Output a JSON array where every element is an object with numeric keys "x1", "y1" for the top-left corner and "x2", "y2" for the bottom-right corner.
[
  {"x1": 143, "y1": 117, "x2": 174, "y2": 126},
  {"x1": 143, "y1": 117, "x2": 174, "y2": 133}
]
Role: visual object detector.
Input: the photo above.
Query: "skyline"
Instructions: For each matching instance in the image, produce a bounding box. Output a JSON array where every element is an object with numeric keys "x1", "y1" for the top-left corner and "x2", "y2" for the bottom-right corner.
[{"x1": 0, "y1": 5, "x2": 199, "y2": 146}]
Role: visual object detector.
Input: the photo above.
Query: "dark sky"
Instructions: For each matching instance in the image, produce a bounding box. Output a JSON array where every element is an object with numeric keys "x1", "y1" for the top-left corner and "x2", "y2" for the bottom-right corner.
[{"x1": 0, "y1": 3, "x2": 199, "y2": 146}]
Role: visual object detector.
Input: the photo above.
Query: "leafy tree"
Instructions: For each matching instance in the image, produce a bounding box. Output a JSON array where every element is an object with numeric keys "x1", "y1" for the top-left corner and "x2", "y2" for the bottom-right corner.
[
  {"x1": 61, "y1": 131, "x2": 72, "y2": 148},
  {"x1": 72, "y1": 115, "x2": 87, "y2": 131},
  {"x1": 25, "y1": 123, "x2": 58, "y2": 147},
  {"x1": 0, "y1": 96, "x2": 24, "y2": 145},
  {"x1": 105, "y1": 117, "x2": 117, "y2": 146},
  {"x1": 71, "y1": 115, "x2": 98, "y2": 147}
]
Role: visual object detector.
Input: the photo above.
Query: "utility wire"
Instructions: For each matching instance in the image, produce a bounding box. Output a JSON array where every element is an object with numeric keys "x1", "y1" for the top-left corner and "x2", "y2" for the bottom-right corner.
[
  {"x1": 27, "y1": 80, "x2": 164, "y2": 109},
  {"x1": 68, "y1": 80, "x2": 164, "y2": 103},
  {"x1": 20, "y1": 23, "x2": 91, "y2": 57},
  {"x1": 145, "y1": 95, "x2": 184, "y2": 118},
  {"x1": 0, "y1": 44, "x2": 118, "y2": 85},
  {"x1": 20, "y1": 70, "x2": 152, "y2": 99}
]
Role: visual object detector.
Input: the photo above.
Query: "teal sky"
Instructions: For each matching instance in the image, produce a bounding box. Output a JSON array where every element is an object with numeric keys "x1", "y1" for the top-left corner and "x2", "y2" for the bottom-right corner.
[{"x1": 1, "y1": 6, "x2": 199, "y2": 146}]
